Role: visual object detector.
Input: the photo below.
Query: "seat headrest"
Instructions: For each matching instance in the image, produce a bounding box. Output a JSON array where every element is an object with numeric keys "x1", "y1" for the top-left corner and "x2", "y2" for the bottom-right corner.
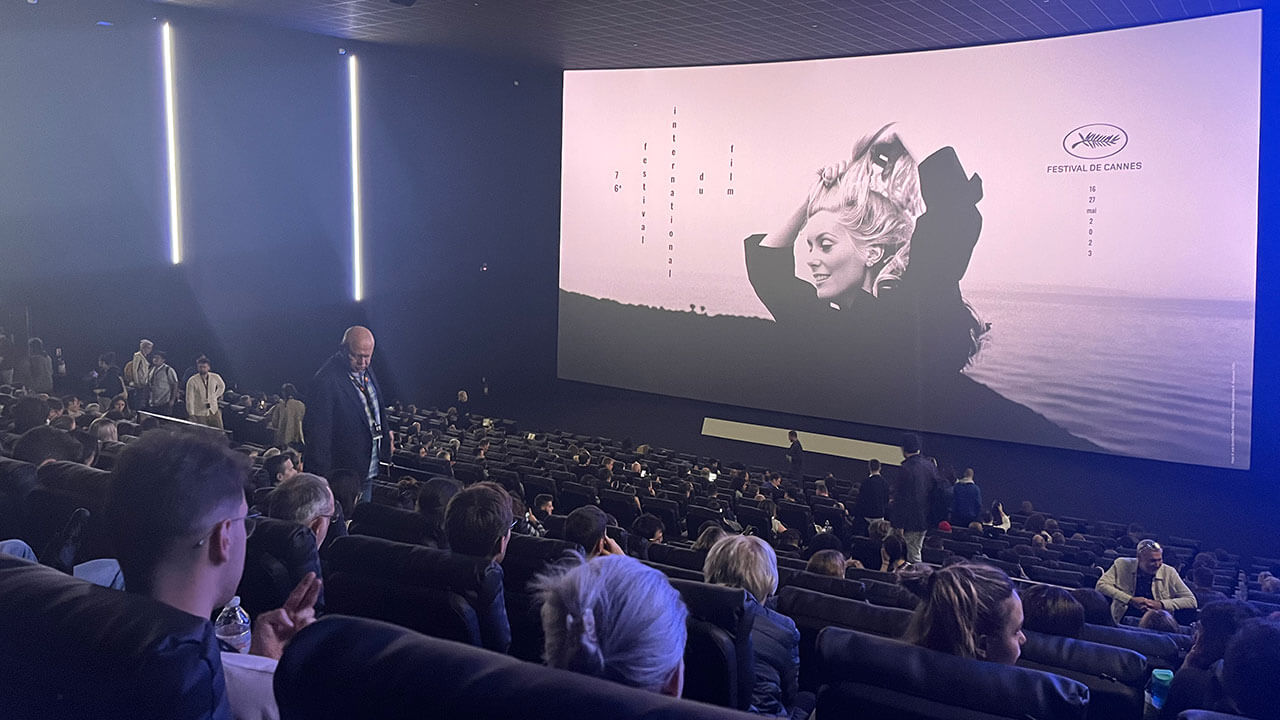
[
  {"x1": 669, "y1": 579, "x2": 754, "y2": 634},
  {"x1": 501, "y1": 534, "x2": 581, "y2": 591},
  {"x1": 786, "y1": 571, "x2": 867, "y2": 601},
  {"x1": 0, "y1": 553, "x2": 227, "y2": 720},
  {"x1": 276, "y1": 615, "x2": 759, "y2": 720},
  {"x1": 0, "y1": 456, "x2": 38, "y2": 497},
  {"x1": 347, "y1": 502, "x2": 433, "y2": 546},
  {"x1": 1020, "y1": 630, "x2": 1148, "y2": 686},
  {"x1": 35, "y1": 461, "x2": 112, "y2": 509},
  {"x1": 327, "y1": 534, "x2": 499, "y2": 595},
  {"x1": 1078, "y1": 622, "x2": 1181, "y2": 665},
  {"x1": 818, "y1": 626, "x2": 1089, "y2": 720},
  {"x1": 777, "y1": 586, "x2": 912, "y2": 638}
]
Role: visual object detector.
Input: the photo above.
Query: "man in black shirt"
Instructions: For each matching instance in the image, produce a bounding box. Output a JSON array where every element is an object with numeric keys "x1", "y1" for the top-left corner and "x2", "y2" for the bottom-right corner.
[
  {"x1": 785, "y1": 430, "x2": 804, "y2": 478},
  {"x1": 851, "y1": 458, "x2": 890, "y2": 527}
]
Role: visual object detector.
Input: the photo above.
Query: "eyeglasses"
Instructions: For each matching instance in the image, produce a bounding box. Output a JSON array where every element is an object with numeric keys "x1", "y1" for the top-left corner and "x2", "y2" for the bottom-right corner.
[{"x1": 194, "y1": 511, "x2": 261, "y2": 547}]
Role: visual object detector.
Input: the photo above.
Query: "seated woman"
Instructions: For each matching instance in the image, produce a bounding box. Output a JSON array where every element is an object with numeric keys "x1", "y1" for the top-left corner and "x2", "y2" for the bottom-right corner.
[
  {"x1": 1021, "y1": 584, "x2": 1084, "y2": 638},
  {"x1": 901, "y1": 561, "x2": 1026, "y2": 665},
  {"x1": 536, "y1": 554, "x2": 687, "y2": 696},
  {"x1": 880, "y1": 533, "x2": 910, "y2": 573},
  {"x1": 704, "y1": 534, "x2": 800, "y2": 717}
]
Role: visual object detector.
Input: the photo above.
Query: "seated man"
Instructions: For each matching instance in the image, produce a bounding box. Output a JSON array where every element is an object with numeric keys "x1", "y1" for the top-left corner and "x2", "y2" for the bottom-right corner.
[
  {"x1": 266, "y1": 473, "x2": 337, "y2": 551},
  {"x1": 1096, "y1": 538, "x2": 1196, "y2": 624},
  {"x1": 258, "y1": 453, "x2": 299, "y2": 491},
  {"x1": 105, "y1": 429, "x2": 321, "y2": 720},
  {"x1": 563, "y1": 505, "x2": 624, "y2": 558},
  {"x1": 11, "y1": 425, "x2": 82, "y2": 467},
  {"x1": 444, "y1": 481, "x2": 514, "y2": 562},
  {"x1": 531, "y1": 494, "x2": 554, "y2": 522}
]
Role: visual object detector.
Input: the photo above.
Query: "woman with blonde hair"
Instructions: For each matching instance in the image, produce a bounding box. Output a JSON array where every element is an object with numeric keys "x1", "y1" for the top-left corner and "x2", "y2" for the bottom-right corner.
[
  {"x1": 902, "y1": 561, "x2": 1025, "y2": 665},
  {"x1": 704, "y1": 534, "x2": 800, "y2": 717}
]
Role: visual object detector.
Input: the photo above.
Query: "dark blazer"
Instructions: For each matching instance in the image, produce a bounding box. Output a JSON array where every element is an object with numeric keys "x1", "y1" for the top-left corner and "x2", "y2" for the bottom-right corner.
[
  {"x1": 851, "y1": 473, "x2": 889, "y2": 519},
  {"x1": 890, "y1": 455, "x2": 935, "y2": 532},
  {"x1": 302, "y1": 352, "x2": 390, "y2": 479}
]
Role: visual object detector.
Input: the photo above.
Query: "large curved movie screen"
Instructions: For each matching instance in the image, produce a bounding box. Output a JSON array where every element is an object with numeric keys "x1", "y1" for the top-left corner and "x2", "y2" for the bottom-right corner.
[{"x1": 558, "y1": 11, "x2": 1260, "y2": 469}]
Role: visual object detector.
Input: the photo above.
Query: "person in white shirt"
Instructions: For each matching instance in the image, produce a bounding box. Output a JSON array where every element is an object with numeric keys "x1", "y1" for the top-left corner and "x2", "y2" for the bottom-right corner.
[{"x1": 185, "y1": 355, "x2": 226, "y2": 429}]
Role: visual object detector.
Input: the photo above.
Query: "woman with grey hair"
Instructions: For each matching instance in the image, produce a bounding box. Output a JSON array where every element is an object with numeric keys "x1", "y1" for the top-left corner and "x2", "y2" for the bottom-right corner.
[
  {"x1": 704, "y1": 534, "x2": 800, "y2": 717},
  {"x1": 536, "y1": 554, "x2": 687, "y2": 696}
]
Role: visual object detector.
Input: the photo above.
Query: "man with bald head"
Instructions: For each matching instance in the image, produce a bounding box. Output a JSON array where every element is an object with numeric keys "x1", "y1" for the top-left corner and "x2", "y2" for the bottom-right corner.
[{"x1": 303, "y1": 326, "x2": 392, "y2": 502}]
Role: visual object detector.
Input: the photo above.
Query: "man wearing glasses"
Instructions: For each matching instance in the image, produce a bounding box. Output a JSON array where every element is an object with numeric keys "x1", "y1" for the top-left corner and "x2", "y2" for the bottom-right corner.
[
  {"x1": 266, "y1": 473, "x2": 339, "y2": 551},
  {"x1": 1096, "y1": 538, "x2": 1197, "y2": 625},
  {"x1": 105, "y1": 429, "x2": 321, "y2": 719},
  {"x1": 303, "y1": 326, "x2": 394, "y2": 504}
]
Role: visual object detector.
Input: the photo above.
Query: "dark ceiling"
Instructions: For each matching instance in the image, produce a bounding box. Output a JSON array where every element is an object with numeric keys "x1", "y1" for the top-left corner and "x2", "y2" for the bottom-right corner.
[{"x1": 148, "y1": 0, "x2": 1262, "y2": 69}]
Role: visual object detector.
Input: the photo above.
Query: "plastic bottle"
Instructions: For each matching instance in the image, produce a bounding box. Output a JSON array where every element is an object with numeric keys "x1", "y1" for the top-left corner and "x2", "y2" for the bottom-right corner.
[
  {"x1": 1143, "y1": 668, "x2": 1174, "y2": 719},
  {"x1": 214, "y1": 596, "x2": 251, "y2": 654}
]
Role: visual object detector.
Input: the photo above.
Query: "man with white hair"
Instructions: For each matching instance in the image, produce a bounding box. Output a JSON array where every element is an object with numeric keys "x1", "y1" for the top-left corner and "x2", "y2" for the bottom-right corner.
[
  {"x1": 266, "y1": 473, "x2": 337, "y2": 550},
  {"x1": 303, "y1": 326, "x2": 393, "y2": 503},
  {"x1": 1096, "y1": 538, "x2": 1197, "y2": 624}
]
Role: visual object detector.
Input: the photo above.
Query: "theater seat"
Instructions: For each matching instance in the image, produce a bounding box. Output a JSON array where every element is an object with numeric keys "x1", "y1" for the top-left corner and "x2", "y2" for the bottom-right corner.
[
  {"x1": 0, "y1": 456, "x2": 37, "y2": 539},
  {"x1": 669, "y1": 578, "x2": 757, "y2": 711},
  {"x1": 501, "y1": 534, "x2": 581, "y2": 661},
  {"x1": 1177, "y1": 712, "x2": 1254, "y2": 720},
  {"x1": 237, "y1": 517, "x2": 323, "y2": 620},
  {"x1": 1018, "y1": 630, "x2": 1147, "y2": 720},
  {"x1": 1078, "y1": 622, "x2": 1181, "y2": 670},
  {"x1": 22, "y1": 461, "x2": 113, "y2": 563},
  {"x1": 347, "y1": 502, "x2": 436, "y2": 546},
  {"x1": 782, "y1": 571, "x2": 867, "y2": 601},
  {"x1": 776, "y1": 585, "x2": 914, "y2": 692},
  {"x1": 325, "y1": 534, "x2": 510, "y2": 653},
  {"x1": 648, "y1": 542, "x2": 708, "y2": 572},
  {"x1": 817, "y1": 626, "x2": 1090, "y2": 720},
  {"x1": 275, "y1": 615, "x2": 759, "y2": 720},
  {"x1": 0, "y1": 553, "x2": 228, "y2": 720}
]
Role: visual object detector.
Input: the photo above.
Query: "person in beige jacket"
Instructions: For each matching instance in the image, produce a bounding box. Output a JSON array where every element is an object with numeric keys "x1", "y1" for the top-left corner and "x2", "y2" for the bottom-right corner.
[
  {"x1": 185, "y1": 356, "x2": 226, "y2": 429},
  {"x1": 267, "y1": 383, "x2": 305, "y2": 448},
  {"x1": 1096, "y1": 538, "x2": 1197, "y2": 624}
]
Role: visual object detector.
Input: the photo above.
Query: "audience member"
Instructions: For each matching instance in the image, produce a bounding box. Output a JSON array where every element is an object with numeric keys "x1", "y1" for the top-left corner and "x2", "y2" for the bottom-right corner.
[
  {"x1": 1020, "y1": 584, "x2": 1085, "y2": 638},
  {"x1": 303, "y1": 326, "x2": 392, "y2": 503},
  {"x1": 12, "y1": 425, "x2": 81, "y2": 466},
  {"x1": 805, "y1": 549, "x2": 847, "y2": 578},
  {"x1": 891, "y1": 433, "x2": 935, "y2": 563},
  {"x1": 123, "y1": 339, "x2": 153, "y2": 410},
  {"x1": 14, "y1": 338, "x2": 53, "y2": 393},
  {"x1": 704, "y1": 534, "x2": 800, "y2": 717},
  {"x1": 1071, "y1": 587, "x2": 1116, "y2": 626},
  {"x1": 103, "y1": 429, "x2": 321, "y2": 720},
  {"x1": 262, "y1": 453, "x2": 299, "y2": 489},
  {"x1": 1188, "y1": 565, "x2": 1230, "y2": 608},
  {"x1": 987, "y1": 501, "x2": 1011, "y2": 531},
  {"x1": 851, "y1": 459, "x2": 889, "y2": 528},
  {"x1": 11, "y1": 396, "x2": 49, "y2": 434},
  {"x1": 91, "y1": 352, "x2": 123, "y2": 400},
  {"x1": 880, "y1": 533, "x2": 910, "y2": 573},
  {"x1": 443, "y1": 481, "x2": 513, "y2": 561},
  {"x1": 266, "y1": 473, "x2": 337, "y2": 549},
  {"x1": 902, "y1": 562, "x2": 1026, "y2": 665},
  {"x1": 536, "y1": 554, "x2": 687, "y2": 696},
  {"x1": 1220, "y1": 618, "x2": 1280, "y2": 720},
  {"x1": 1139, "y1": 608, "x2": 1179, "y2": 633},
  {"x1": 630, "y1": 513, "x2": 664, "y2": 544},
  {"x1": 531, "y1": 494, "x2": 555, "y2": 521},
  {"x1": 88, "y1": 416, "x2": 118, "y2": 443},
  {"x1": 691, "y1": 523, "x2": 727, "y2": 552},
  {"x1": 145, "y1": 351, "x2": 179, "y2": 415},
  {"x1": 326, "y1": 468, "x2": 363, "y2": 521},
  {"x1": 184, "y1": 355, "x2": 226, "y2": 429},
  {"x1": 266, "y1": 383, "x2": 306, "y2": 449},
  {"x1": 510, "y1": 493, "x2": 546, "y2": 537},
  {"x1": 950, "y1": 468, "x2": 983, "y2": 527},
  {"x1": 785, "y1": 430, "x2": 803, "y2": 478},
  {"x1": 1096, "y1": 538, "x2": 1197, "y2": 624},
  {"x1": 564, "y1": 506, "x2": 624, "y2": 558},
  {"x1": 105, "y1": 393, "x2": 134, "y2": 421}
]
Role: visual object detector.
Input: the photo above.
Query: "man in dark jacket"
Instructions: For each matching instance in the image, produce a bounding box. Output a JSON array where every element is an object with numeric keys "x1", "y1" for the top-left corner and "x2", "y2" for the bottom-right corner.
[
  {"x1": 890, "y1": 433, "x2": 936, "y2": 563},
  {"x1": 302, "y1": 326, "x2": 392, "y2": 503},
  {"x1": 951, "y1": 467, "x2": 983, "y2": 527},
  {"x1": 851, "y1": 458, "x2": 890, "y2": 527}
]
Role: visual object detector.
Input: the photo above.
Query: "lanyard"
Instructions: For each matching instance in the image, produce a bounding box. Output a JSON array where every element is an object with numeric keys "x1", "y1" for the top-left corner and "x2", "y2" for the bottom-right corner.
[{"x1": 349, "y1": 372, "x2": 381, "y2": 435}]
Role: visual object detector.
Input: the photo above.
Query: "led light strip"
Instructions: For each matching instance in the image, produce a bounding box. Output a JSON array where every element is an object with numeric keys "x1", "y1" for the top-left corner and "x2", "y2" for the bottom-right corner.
[
  {"x1": 348, "y1": 54, "x2": 363, "y2": 302},
  {"x1": 162, "y1": 22, "x2": 182, "y2": 264}
]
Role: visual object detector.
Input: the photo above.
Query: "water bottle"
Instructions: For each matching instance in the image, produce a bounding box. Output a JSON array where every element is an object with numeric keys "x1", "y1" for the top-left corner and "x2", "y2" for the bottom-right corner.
[
  {"x1": 214, "y1": 596, "x2": 251, "y2": 654},
  {"x1": 1143, "y1": 668, "x2": 1174, "y2": 718},
  {"x1": 1235, "y1": 571, "x2": 1249, "y2": 601}
]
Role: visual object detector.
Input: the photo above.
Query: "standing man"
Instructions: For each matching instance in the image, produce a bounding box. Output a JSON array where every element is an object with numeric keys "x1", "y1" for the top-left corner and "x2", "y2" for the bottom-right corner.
[
  {"x1": 890, "y1": 433, "x2": 935, "y2": 564},
  {"x1": 785, "y1": 430, "x2": 804, "y2": 479},
  {"x1": 185, "y1": 355, "x2": 226, "y2": 429},
  {"x1": 146, "y1": 350, "x2": 180, "y2": 416},
  {"x1": 303, "y1": 326, "x2": 392, "y2": 503},
  {"x1": 123, "y1": 339, "x2": 153, "y2": 411}
]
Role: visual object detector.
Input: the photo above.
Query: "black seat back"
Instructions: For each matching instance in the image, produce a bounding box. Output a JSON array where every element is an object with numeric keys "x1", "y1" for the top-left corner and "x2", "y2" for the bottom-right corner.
[
  {"x1": 0, "y1": 456, "x2": 37, "y2": 539},
  {"x1": 640, "y1": 495, "x2": 681, "y2": 538},
  {"x1": 348, "y1": 502, "x2": 436, "y2": 546},
  {"x1": 1018, "y1": 631, "x2": 1146, "y2": 720},
  {"x1": 648, "y1": 543, "x2": 708, "y2": 572},
  {"x1": 599, "y1": 489, "x2": 641, "y2": 528},
  {"x1": 501, "y1": 534, "x2": 582, "y2": 661},
  {"x1": 784, "y1": 571, "x2": 867, "y2": 601},
  {"x1": 642, "y1": 560, "x2": 705, "y2": 582},
  {"x1": 23, "y1": 461, "x2": 113, "y2": 563},
  {"x1": 817, "y1": 626, "x2": 1090, "y2": 720},
  {"x1": 776, "y1": 585, "x2": 913, "y2": 692},
  {"x1": 1078, "y1": 622, "x2": 1181, "y2": 669},
  {"x1": 325, "y1": 534, "x2": 509, "y2": 652},
  {"x1": 0, "y1": 554, "x2": 228, "y2": 720},
  {"x1": 276, "y1": 615, "x2": 762, "y2": 720},
  {"x1": 669, "y1": 578, "x2": 756, "y2": 710}
]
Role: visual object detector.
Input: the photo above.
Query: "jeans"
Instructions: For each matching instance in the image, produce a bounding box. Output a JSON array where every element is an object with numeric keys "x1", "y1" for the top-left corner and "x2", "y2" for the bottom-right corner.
[{"x1": 904, "y1": 530, "x2": 925, "y2": 564}]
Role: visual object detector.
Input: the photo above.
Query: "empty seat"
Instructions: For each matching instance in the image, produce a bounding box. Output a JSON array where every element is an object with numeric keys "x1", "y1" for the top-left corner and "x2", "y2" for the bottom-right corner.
[
  {"x1": 500, "y1": 534, "x2": 581, "y2": 662},
  {"x1": 275, "y1": 614, "x2": 760, "y2": 720},
  {"x1": 599, "y1": 489, "x2": 641, "y2": 528},
  {"x1": 325, "y1": 534, "x2": 510, "y2": 653},
  {"x1": 0, "y1": 553, "x2": 228, "y2": 720},
  {"x1": 23, "y1": 461, "x2": 113, "y2": 563},
  {"x1": 816, "y1": 626, "x2": 1090, "y2": 720}
]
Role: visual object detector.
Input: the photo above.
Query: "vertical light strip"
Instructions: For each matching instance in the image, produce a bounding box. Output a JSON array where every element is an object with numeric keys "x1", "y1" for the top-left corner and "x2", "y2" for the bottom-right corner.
[
  {"x1": 348, "y1": 54, "x2": 363, "y2": 302},
  {"x1": 162, "y1": 23, "x2": 182, "y2": 264}
]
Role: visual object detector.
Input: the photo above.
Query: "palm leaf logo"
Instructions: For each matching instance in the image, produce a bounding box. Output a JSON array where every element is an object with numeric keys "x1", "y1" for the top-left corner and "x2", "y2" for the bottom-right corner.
[{"x1": 1071, "y1": 132, "x2": 1122, "y2": 150}]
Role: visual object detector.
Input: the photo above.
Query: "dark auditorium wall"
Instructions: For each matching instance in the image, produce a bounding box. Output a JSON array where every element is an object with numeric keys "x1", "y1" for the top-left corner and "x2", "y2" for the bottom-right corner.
[{"x1": 0, "y1": 1, "x2": 561, "y2": 404}]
